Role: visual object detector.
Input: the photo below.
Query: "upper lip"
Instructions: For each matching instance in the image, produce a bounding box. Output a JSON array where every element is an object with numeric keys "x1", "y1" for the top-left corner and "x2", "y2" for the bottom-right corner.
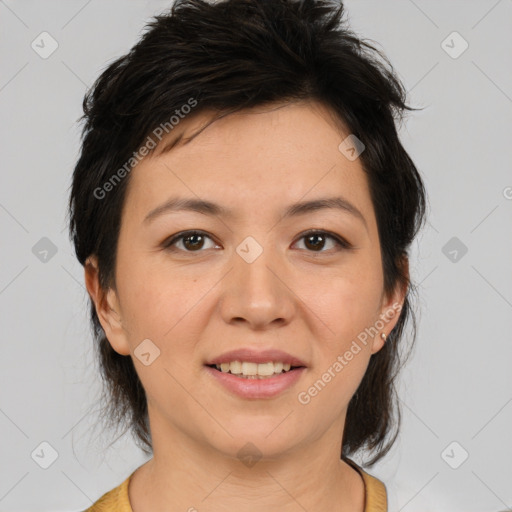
[{"x1": 205, "y1": 348, "x2": 307, "y2": 367}]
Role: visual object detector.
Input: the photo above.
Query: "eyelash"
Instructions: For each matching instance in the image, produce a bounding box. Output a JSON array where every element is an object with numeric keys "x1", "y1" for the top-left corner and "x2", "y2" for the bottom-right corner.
[{"x1": 162, "y1": 229, "x2": 352, "y2": 254}]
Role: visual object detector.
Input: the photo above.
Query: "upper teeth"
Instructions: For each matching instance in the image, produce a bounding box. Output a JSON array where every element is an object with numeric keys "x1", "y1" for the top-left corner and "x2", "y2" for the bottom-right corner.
[{"x1": 215, "y1": 361, "x2": 292, "y2": 376}]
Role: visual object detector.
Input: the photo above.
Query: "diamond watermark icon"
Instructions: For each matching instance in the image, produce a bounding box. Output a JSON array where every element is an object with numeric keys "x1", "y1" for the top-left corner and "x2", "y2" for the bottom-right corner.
[
  {"x1": 134, "y1": 338, "x2": 161, "y2": 366},
  {"x1": 31, "y1": 31, "x2": 59, "y2": 59},
  {"x1": 441, "y1": 441, "x2": 469, "y2": 469},
  {"x1": 441, "y1": 31, "x2": 469, "y2": 59},
  {"x1": 338, "y1": 134, "x2": 365, "y2": 161},
  {"x1": 237, "y1": 442, "x2": 263, "y2": 468},
  {"x1": 236, "y1": 236, "x2": 263, "y2": 264},
  {"x1": 32, "y1": 237, "x2": 58, "y2": 263},
  {"x1": 442, "y1": 237, "x2": 468, "y2": 263},
  {"x1": 31, "y1": 441, "x2": 59, "y2": 469}
]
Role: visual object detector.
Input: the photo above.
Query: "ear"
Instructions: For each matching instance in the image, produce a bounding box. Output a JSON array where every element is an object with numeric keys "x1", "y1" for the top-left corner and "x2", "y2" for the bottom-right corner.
[
  {"x1": 371, "y1": 256, "x2": 409, "y2": 355},
  {"x1": 84, "y1": 255, "x2": 131, "y2": 356}
]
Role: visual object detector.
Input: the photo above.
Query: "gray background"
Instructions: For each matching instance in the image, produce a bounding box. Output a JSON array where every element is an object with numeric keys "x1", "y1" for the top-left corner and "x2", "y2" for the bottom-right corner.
[{"x1": 1, "y1": 0, "x2": 511, "y2": 510}]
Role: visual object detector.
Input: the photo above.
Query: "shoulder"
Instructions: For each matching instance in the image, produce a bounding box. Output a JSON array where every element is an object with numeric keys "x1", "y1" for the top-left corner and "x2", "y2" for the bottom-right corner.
[
  {"x1": 345, "y1": 458, "x2": 388, "y2": 512},
  {"x1": 82, "y1": 473, "x2": 133, "y2": 512}
]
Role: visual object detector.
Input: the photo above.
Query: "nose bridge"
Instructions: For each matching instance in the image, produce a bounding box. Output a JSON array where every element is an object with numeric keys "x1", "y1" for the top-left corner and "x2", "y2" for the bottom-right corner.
[{"x1": 220, "y1": 234, "x2": 294, "y2": 327}]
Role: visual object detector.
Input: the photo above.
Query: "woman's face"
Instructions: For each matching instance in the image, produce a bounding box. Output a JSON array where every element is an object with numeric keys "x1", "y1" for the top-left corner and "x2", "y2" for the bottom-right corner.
[{"x1": 87, "y1": 101, "x2": 404, "y2": 461}]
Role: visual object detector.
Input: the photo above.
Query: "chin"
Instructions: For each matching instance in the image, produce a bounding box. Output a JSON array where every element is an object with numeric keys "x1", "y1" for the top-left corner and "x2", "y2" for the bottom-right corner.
[{"x1": 205, "y1": 419, "x2": 306, "y2": 461}]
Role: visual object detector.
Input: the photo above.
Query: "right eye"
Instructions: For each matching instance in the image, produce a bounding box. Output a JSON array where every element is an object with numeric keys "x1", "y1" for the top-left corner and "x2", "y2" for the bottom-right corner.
[{"x1": 162, "y1": 230, "x2": 220, "y2": 252}]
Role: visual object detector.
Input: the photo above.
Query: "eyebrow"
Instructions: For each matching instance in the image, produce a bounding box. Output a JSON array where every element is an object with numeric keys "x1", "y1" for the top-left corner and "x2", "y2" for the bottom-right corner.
[{"x1": 143, "y1": 195, "x2": 367, "y2": 230}]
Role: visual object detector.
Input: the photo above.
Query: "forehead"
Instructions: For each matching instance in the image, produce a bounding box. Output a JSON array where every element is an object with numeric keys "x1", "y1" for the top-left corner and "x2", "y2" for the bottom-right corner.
[{"x1": 122, "y1": 101, "x2": 374, "y2": 223}]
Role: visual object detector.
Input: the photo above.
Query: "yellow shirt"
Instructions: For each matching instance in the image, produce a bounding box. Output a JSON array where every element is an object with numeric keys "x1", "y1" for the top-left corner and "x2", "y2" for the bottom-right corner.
[{"x1": 84, "y1": 459, "x2": 387, "y2": 512}]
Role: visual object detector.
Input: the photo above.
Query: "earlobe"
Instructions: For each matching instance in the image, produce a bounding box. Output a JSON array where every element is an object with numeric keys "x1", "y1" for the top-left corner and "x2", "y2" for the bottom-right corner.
[
  {"x1": 371, "y1": 299, "x2": 403, "y2": 355},
  {"x1": 84, "y1": 256, "x2": 131, "y2": 356}
]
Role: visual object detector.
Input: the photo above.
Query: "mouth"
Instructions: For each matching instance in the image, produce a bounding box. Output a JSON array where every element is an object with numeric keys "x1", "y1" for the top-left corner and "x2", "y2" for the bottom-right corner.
[
  {"x1": 206, "y1": 361, "x2": 306, "y2": 380},
  {"x1": 204, "y1": 348, "x2": 307, "y2": 398}
]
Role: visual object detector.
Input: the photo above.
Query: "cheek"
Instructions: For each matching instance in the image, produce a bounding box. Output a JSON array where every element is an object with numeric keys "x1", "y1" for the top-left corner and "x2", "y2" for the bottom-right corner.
[
  {"x1": 303, "y1": 259, "x2": 384, "y2": 343},
  {"x1": 114, "y1": 255, "x2": 167, "y2": 341},
  {"x1": 116, "y1": 254, "x2": 216, "y2": 350}
]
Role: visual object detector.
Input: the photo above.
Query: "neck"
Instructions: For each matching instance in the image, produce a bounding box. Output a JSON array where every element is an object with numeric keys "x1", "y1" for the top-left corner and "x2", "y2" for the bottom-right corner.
[{"x1": 128, "y1": 416, "x2": 365, "y2": 512}]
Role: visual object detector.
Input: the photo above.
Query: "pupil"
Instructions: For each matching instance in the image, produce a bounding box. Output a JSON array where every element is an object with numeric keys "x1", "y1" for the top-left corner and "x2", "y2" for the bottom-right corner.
[
  {"x1": 305, "y1": 233, "x2": 324, "y2": 251},
  {"x1": 184, "y1": 234, "x2": 203, "y2": 250}
]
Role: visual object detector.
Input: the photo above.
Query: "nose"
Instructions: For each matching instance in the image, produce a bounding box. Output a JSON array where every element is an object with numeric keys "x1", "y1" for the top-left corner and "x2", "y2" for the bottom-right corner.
[{"x1": 219, "y1": 241, "x2": 296, "y2": 330}]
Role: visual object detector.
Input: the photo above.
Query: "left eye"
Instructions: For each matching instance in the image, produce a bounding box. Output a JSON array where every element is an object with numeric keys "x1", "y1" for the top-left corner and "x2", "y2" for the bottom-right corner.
[
  {"x1": 162, "y1": 230, "x2": 349, "y2": 253},
  {"x1": 293, "y1": 230, "x2": 350, "y2": 252}
]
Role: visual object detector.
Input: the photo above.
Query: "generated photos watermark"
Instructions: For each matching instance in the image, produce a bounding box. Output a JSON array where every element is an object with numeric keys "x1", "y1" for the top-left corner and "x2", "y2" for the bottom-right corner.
[
  {"x1": 93, "y1": 97, "x2": 198, "y2": 200},
  {"x1": 297, "y1": 302, "x2": 402, "y2": 405}
]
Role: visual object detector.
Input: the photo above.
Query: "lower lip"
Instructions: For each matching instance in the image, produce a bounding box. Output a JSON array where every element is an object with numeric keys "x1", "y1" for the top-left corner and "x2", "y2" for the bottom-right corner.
[{"x1": 204, "y1": 366, "x2": 306, "y2": 399}]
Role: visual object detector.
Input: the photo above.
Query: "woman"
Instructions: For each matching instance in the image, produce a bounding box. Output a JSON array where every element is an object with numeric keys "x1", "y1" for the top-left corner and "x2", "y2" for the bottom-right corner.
[{"x1": 68, "y1": 0, "x2": 426, "y2": 510}]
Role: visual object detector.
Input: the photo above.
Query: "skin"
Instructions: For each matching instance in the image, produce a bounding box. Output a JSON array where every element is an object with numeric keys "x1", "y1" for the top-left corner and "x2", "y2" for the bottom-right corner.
[{"x1": 85, "y1": 100, "x2": 406, "y2": 512}]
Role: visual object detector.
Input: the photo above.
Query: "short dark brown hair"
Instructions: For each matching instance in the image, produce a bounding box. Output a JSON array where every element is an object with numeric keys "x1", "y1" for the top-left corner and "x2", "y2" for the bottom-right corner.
[{"x1": 68, "y1": 0, "x2": 426, "y2": 466}]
